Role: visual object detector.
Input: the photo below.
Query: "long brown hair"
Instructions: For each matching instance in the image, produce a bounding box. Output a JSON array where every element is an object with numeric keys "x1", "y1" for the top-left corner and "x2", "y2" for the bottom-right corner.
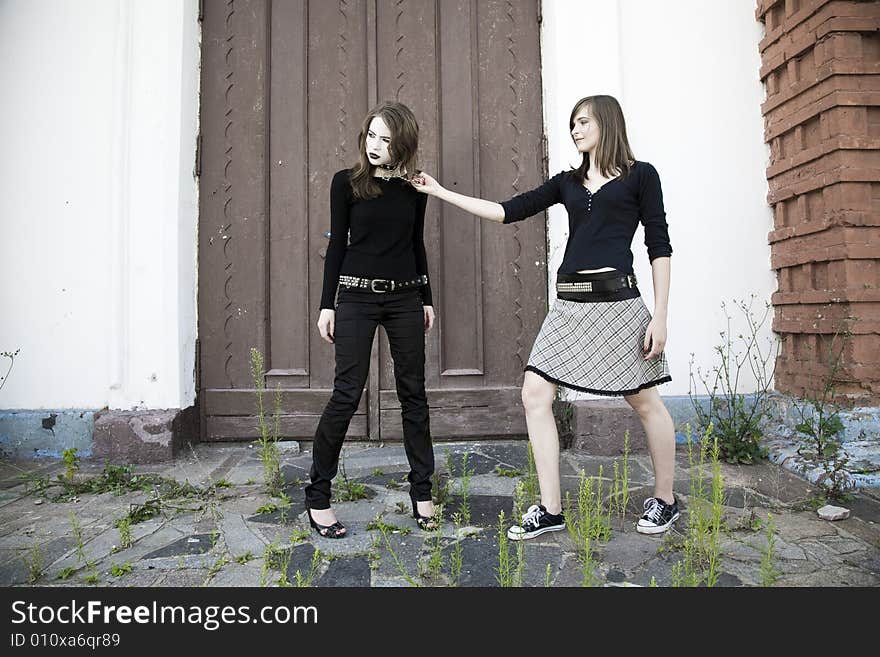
[
  {"x1": 568, "y1": 95, "x2": 635, "y2": 182},
  {"x1": 349, "y1": 101, "x2": 420, "y2": 200}
]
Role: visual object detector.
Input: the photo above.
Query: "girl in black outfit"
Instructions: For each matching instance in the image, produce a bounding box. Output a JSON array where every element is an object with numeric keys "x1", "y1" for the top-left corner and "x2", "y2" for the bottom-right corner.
[
  {"x1": 306, "y1": 101, "x2": 437, "y2": 538},
  {"x1": 413, "y1": 95, "x2": 679, "y2": 538}
]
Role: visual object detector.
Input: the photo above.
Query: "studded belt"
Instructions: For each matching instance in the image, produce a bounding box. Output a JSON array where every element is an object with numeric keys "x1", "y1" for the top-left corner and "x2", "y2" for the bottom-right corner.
[
  {"x1": 338, "y1": 274, "x2": 428, "y2": 293},
  {"x1": 556, "y1": 273, "x2": 637, "y2": 293}
]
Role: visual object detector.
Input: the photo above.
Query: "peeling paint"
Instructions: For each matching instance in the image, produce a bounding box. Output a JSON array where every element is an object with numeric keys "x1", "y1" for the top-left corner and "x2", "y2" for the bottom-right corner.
[
  {"x1": 41, "y1": 413, "x2": 57, "y2": 432},
  {"x1": 0, "y1": 410, "x2": 94, "y2": 459}
]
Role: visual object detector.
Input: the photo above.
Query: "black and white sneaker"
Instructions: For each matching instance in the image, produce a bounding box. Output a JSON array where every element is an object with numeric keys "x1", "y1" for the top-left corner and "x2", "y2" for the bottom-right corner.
[
  {"x1": 637, "y1": 496, "x2": 680, "y2": 534},
  {"x1": 507, "y1": 504, "x2": 566, "y2": 541}
]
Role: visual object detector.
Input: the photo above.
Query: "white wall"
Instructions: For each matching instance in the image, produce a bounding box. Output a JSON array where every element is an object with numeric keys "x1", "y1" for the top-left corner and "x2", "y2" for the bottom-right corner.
[
  {"x1": 541, "y1": 0, "x2": 776, "y2": 398},
  {"x1": 0, "y1": 0, "x2": 773, "y2": 412},
  {"x1": 0, "y1": 0, "x2": 200, "y2": 410}
]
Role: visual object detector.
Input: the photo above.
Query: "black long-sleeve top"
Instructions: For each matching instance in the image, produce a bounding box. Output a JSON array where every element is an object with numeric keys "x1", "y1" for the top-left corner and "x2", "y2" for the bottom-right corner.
[
  {"x1": 500, "y1": 160, "x2": 672, "y2": 276},
  {"x1": 320, "y1": 169, "x2": 433, "y2": 310}
]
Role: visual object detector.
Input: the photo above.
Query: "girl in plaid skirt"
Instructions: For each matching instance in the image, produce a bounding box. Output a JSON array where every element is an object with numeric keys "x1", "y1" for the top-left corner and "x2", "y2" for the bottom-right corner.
[{"x1": 413, "y1": 95, "x2": 680, "y2": 537}]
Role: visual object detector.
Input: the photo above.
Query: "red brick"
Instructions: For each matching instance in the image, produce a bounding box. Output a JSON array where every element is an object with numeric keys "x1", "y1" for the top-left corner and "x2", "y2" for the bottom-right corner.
[
  {"x1": 762, "y1": 0, "x2": 879, "y2": 405},
  {"x1": 844, "y1": 259, "x2": 879, "y2": 288}
]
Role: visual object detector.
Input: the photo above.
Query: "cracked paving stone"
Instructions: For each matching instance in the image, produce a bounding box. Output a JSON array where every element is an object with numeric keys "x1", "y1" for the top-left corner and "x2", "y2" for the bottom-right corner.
[
  {"x1": 553, "y1": 553, "x2": 605, "y2": 587},
  {"x1": 443, "y1": 495, "x2": 512, "y2": 527},
  {"x1": 372, "y1": 531, "x2": 423, "y2": 582},
  {"x1": 630, "y1": 556, "x2": 675, "y2": 587},
  {"x1": 600, "y1": 532, "x2": 660, "y2": 573},
  {"x1": 815, "y1": 535, "x2": 869, "y2": 555},
  {"x1": 716, "y1": 572, "x2": 744, "y2": 587},
  {"x1": 142, "y1": 534, "x2": 215, "y2": 559},
  {"x1": 282, "y1": 543, "x2": 318, "y2": 581},
  {"x1": 353, "y1": 471, "x2": 410, "y2": 488},
  {"x1": 440, "y1": 452, "x2": 503, "y2": 477},
  {"x1": 478, "y1": 443, "x2": 530, "y2": 471},
  {"x1": 0, "y1": 536, "x2": 77, "y2": 586},
  {"x1": 723, "y1": 488, "x2": 774, "y2": 509},
  {"x1": 246, "y1": 505, "x2": 307, "y2": 525},
  {"x1": 449, "y1": 534, "x2": 500, "y2": 587},
  {"x1": 550, "y1": 453, "x2": 587, "y2": 478},
  {"x1": 518, "y1": 543, "x2": 565, "y2": 587},
  {"x1": 332, "y1": 486, "x2": 378, "y2": 504},
  {"x1": 317, "y1": 555, "x2": 371, "y2": 587},
  {"x1": 281, "y1": 464, "x2": 309, "y2": 485}
]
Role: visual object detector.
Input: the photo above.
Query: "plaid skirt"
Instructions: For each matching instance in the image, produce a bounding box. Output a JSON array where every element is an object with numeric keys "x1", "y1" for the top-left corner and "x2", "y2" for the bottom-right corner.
[{"x1": 525, "y1": 293, "x2": 671, "y2": 396}]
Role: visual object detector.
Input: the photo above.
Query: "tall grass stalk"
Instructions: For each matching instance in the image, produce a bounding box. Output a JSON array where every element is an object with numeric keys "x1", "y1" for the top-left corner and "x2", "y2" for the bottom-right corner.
[
  {"x1": 705, "y1": 432, "x2": 724, "y2": 587},
  {"x1": 759, "y1": 513, "x2": 781, "y2": 587},
  {"x1": 249, "y1": 348, "x2": 283, "y2": 497},
  {"x1": 293, "y1": 550, "x2": 322, "y2": 587},
  {"x1": 566, "y1": 471, "x2": 599, "y2": 587},
  {"x1": 377, "y1": 524, "x2": 420, "y2": 587},
  {"x1": 450, "y1": 513, "x2": 463, "y2": 586},
  {"x1": 513, "y1": 481, "x2": 526, "y2": 587},
  {"x1": 496, "y1": 511, "x2": 513, "y2": 587},
  {"x1": 524, "y1": 442, "x2": 540, "y2": 504},
  {"x1": 459, "y1": 452, "x2": 472, "y2": 526},
  {"x1": 69, "y1": 511, "x2": 86, "y2": 565},
  {"x1": 674, "y1": 424, "x2": 724, "y2": 587},
  {"x1": 420, "y1": 504, "x2": 445, "y2": 582}
]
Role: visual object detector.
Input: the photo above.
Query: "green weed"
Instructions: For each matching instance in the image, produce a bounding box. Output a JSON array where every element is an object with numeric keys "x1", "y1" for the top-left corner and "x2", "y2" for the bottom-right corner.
[
  {"x1": 524, "y1": 443, "x2": 540, "y2": 505},
  {"x1": 249, "y1": 347, "x2": 284, "y2": 497},
  {"x1": 110, "y1": 562, "x2": 133, "y2": 577},
  {"x1": 62, "y1": 447, "x2": 80, "y2": 482},
  {"x1": 688, "y1": 297, "x2": 777, "y2": 464},
  {"x1": 458, "y1": 452, "x2": 472, "y2": 526},
  {"x1": 57, "y1": 567, "x2": 76, "y2": 581},
  {"x1": 496, "y1": 510, "x2": 513, "y2": 587},
  {"x1": 25, "y1": 543, "x2": 43, "y2": 584},
  {"x1": 292, "y1": 550, "x2": 322, "y2": 587},
  {"x1": 290, "y1": 528, "x2": 311, "y2": 544},
  {"x1": 115, "y1": 515, "x2": 133, "y2": 550},
  {"x1": 449, "y1": 513, "x2": 463, "y2": 586},
  {"x1": 759, "y1": 513, "x2": 781, "y2": 587},
  {"x1": 366, "y1": 514, "x2": 412, "y2": 535},
  {"x1": 334, "y1": 456, "x2": 368, "y2": 502}
]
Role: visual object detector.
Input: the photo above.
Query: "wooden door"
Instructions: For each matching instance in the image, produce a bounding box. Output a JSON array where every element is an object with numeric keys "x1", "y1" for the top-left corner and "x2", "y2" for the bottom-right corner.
[{"x1": 198, "y1": 0, "x2": 548, "y2": 441}]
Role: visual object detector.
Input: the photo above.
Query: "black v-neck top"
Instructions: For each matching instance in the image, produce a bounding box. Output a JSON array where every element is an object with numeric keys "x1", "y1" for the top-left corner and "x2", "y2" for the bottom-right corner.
[
  {"x1": 500, "y1": 160, "x2": 672, "y2": 276},
  {"x1": 320, "y1": 168, "x2": 432, "y2": 310}
]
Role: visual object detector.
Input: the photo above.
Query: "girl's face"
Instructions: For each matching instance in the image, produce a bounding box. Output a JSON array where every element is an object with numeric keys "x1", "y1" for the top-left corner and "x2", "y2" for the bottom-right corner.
[
  {"x1": 570, "y1": 105, "x2": 600, "y2": 154},
  {"x1": 365, "y1": 116, "x2": 394, "y2": 167}
]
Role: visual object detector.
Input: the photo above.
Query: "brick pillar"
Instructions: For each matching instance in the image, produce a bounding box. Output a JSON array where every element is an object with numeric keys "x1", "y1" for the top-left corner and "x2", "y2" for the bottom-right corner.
[{"x1": 758, "y1": 0, "x2": 880, "y2": 405}]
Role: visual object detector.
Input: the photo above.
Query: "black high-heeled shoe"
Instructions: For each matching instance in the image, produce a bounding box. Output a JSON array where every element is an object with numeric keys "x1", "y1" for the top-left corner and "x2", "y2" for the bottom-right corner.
[
  {"x1": 307, "y1": 508, "x2": 347, "y2": 539},
  {"x1": 410, "y1": 493, "x2": 438, "y2": 531}
]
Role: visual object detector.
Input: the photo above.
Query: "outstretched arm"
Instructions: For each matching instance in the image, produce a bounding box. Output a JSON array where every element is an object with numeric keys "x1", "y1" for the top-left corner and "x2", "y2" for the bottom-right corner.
[{"x1": 412, "y1": 173, "x2": 504, "y2": 223}]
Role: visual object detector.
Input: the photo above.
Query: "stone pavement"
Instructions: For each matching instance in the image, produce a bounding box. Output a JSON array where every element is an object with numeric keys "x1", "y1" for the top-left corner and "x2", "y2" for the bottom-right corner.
[{"x1": 1, "y1": 440, "x2": 878, "y2": 588}]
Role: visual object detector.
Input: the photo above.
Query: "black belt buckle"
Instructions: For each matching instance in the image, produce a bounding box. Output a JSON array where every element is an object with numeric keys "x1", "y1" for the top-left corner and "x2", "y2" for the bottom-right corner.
[
  {"x1": 370, "y1": 278, "x2": 393, "y2": 293},
  {"x1": 626, "y1": 274, "x2": 637, "y2": 288}
]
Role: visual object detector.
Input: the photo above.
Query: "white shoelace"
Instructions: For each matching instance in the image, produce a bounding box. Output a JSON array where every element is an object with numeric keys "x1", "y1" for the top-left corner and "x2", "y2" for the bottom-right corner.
[
  {"x1": 521, "y1": 504, "x2": 543, "y2": 528},
  {"x1": 643, "y1": 498, "x2": 663, "y2": 523}
]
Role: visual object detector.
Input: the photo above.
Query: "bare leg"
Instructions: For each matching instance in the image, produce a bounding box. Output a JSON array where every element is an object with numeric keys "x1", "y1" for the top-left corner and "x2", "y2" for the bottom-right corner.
[
  {"x1": 521, "y1": 371, "x2": 562, "y2": 514},
  {"x1": 624, "y1": 386, "x2": 676, "y2": 504}
]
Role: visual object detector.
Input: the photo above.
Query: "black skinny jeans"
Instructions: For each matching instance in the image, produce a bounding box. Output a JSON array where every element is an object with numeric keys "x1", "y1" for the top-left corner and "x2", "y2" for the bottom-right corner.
[{"x1": 305, "y1": 287, "x2": 434, "y2": 509}]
